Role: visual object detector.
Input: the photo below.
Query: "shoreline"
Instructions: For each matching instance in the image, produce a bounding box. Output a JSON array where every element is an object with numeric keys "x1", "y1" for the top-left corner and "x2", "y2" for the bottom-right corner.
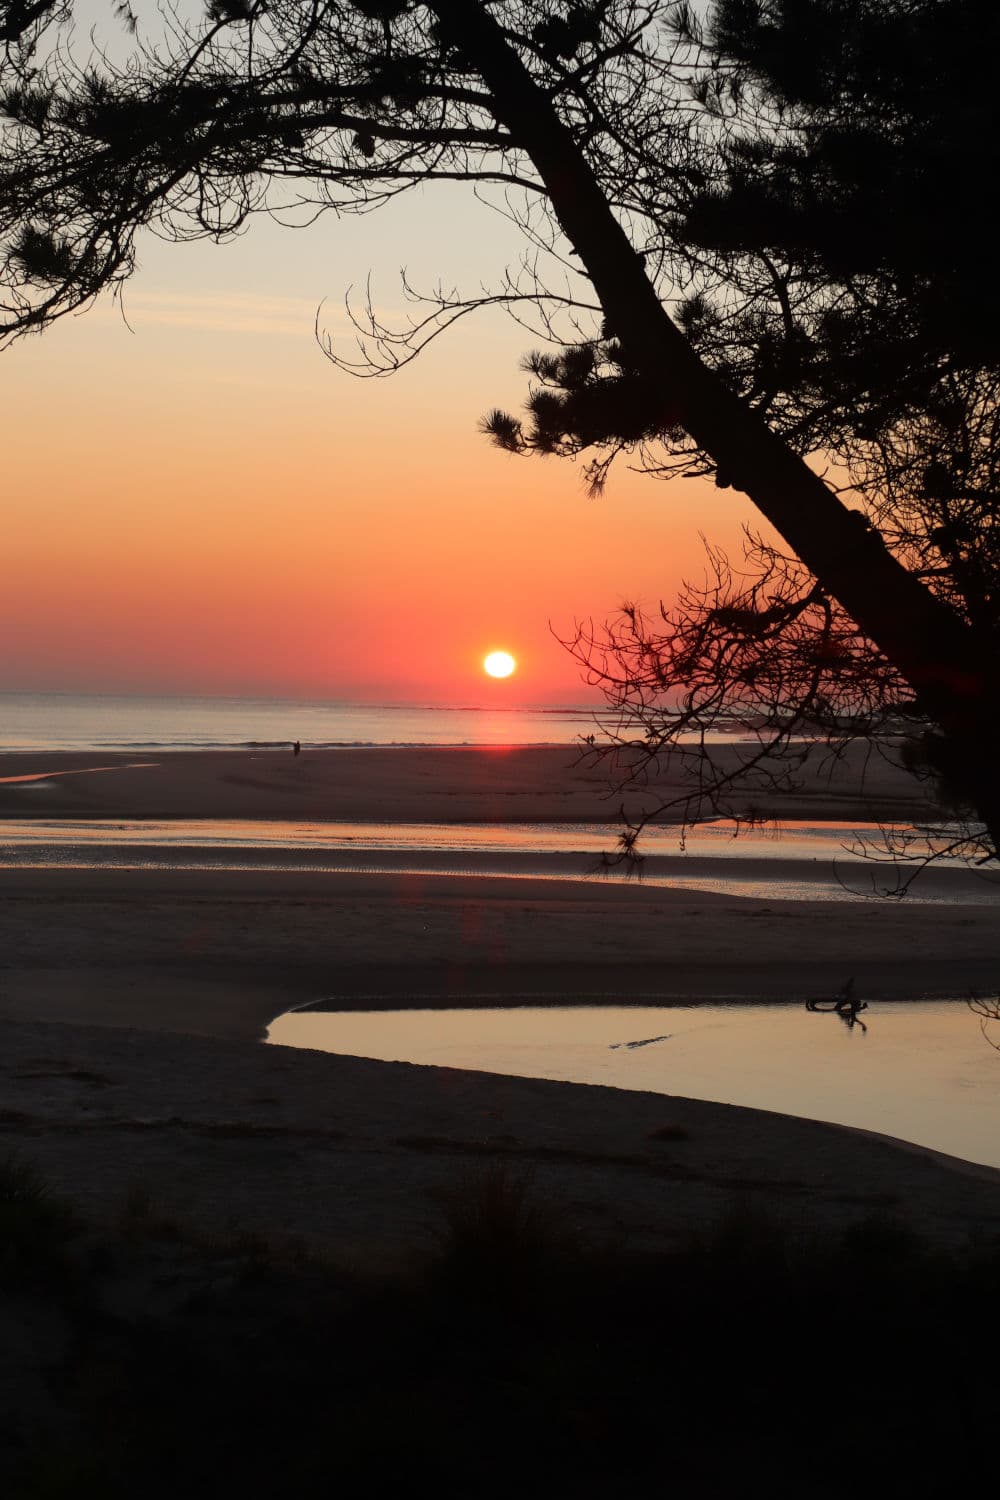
[{"x1": 3, "y1": 1015, "x2": 1000, "y2": 1257}]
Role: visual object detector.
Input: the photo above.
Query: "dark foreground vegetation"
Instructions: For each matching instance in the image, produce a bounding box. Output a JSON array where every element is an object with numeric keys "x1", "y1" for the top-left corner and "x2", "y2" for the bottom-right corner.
[{"x1": 2, "y1": 1152, "x2": 998, "y2": 1498}]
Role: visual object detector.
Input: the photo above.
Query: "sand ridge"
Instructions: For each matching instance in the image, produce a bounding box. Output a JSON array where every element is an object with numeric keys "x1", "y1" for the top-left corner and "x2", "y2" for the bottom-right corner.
[{"x1": 2, "y1": 867, "x2": 1000, "y2": 1040}]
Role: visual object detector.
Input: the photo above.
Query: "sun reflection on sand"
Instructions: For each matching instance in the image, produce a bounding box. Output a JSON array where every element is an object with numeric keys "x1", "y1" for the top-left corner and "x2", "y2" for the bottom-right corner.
[{"x1": 0, "y1": 762, "x2": 159, "y2": 784}]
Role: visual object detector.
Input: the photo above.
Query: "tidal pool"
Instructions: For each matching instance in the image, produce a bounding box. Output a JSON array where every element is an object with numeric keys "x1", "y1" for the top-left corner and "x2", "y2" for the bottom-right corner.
[{"x1": 268, "y1": 999, "x2": 1000, "y2": 1170}]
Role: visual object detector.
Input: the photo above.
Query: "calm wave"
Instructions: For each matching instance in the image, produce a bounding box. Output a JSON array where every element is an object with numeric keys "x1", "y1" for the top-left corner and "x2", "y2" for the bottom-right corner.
[{"x1": 0, "y1": 692, "x2": 605, "y2": 751}]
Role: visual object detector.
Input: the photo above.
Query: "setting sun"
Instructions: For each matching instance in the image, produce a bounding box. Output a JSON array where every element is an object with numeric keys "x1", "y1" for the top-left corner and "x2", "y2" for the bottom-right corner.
[{"x1": 484, "y1": 650, "x2": 516, "y2": 679}]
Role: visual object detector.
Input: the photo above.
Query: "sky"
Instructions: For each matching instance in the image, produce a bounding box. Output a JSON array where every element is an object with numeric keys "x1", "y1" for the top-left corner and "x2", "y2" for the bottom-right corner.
[{"x1": 2, "y1": 13, "x2": 758, "y2": 706}]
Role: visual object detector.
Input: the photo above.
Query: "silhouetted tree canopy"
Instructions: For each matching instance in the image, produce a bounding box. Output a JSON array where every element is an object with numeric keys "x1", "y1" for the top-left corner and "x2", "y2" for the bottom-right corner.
[
  {"x1": 482, "y1": 0, "x2": 1000, "y2": 870},
  {"x1": 676, "y1": 0, "x2": 1000, "y2": 454},
  {"x1": 2, "y1": 1, "x2": 999, "y2": 866},
  {"x1": 488, "y1": 0, "x2": 1000, "y2": 477}
]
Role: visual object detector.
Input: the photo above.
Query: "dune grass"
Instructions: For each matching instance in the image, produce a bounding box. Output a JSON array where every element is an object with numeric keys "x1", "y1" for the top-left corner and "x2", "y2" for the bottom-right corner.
[
  {"x1": 2, "y1": 1155, "x2": 998, "y2": 1498},
  {"x1": 0, "y1": 1152, "x2": 78, "y2": 1287}
]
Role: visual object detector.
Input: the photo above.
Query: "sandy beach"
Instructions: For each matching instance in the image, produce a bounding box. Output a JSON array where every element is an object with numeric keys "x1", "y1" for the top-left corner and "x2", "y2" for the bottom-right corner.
[
  {"x1": 2, "y1": 744, "x2": 999, "y2": 1257},
  {"x1": 0, "y1": 740, "x2": 940, "y2": 823},
  {"x1": 0, "y1": 744, "x2": 995, "y2": 1038},
  {"x1": 2, "y1": 866, "x2": 1000, "y2": 1039}
]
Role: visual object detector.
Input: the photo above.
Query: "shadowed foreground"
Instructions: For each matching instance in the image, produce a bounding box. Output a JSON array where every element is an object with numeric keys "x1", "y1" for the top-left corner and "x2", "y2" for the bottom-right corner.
[
  {"x1": 2, "y1": 1135, "x2": 998, "y2": 1498},
  {"x1": 4, "y1": 1021, "x2": 1000, "y2": 1494}
]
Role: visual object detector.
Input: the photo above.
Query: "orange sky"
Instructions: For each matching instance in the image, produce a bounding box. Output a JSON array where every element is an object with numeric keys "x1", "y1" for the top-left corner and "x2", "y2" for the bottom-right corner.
[{"x1": 2, "y1": 185, "x2": 758, "y2": 704}]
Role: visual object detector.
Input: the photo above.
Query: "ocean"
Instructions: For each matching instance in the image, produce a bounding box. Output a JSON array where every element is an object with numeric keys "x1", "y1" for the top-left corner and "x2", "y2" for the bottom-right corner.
[{"x1": 0, "y1": 692, "x2": 606, "y2": 752}]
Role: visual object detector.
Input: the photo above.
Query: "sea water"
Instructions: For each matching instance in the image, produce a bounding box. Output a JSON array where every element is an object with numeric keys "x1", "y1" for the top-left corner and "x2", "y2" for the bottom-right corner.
[
  {"x1": 0, "y1": 691, "x2": 604, "y2": 751},
  {"x1": 0, "y1": 690, "x2": 780, "y2": 752}
]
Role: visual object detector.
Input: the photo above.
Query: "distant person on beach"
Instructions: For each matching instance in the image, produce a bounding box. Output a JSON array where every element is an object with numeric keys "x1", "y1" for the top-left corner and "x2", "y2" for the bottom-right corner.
[{"x1": 293, "y1": 740, "x2": 301, "y2": 757}]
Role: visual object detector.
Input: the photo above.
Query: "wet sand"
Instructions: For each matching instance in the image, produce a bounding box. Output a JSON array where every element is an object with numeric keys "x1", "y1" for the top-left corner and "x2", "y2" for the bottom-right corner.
[{"x1": 0, "y1": 741, "x2": 939, "y2": 824}]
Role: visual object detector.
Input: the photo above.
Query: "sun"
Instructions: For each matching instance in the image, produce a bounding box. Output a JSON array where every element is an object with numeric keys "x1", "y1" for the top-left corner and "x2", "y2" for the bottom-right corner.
[{"x1": 484, "y1": 650, "x2": 516, "y2": 679}]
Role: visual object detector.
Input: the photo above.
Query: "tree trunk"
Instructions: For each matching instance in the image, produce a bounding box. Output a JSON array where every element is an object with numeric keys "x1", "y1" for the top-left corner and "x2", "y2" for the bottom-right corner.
[{"x1": 433, "y1": 0, "x2": 1000, "y2": 844}]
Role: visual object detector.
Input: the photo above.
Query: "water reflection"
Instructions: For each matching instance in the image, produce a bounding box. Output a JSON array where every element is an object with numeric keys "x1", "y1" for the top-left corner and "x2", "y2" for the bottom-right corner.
[
  {"x1": 0, "y1": 817, "x2": 996, "y2": 903},
  {"x1": 0, "y1": 815, "x2": 949, "y2": 853},
  {"x1": 806, "y1": 977, "x2": 869, "y2": 1031},
  {"x1": 268, "y1": 1000, "x2": 1000, "y2": 1170}
]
